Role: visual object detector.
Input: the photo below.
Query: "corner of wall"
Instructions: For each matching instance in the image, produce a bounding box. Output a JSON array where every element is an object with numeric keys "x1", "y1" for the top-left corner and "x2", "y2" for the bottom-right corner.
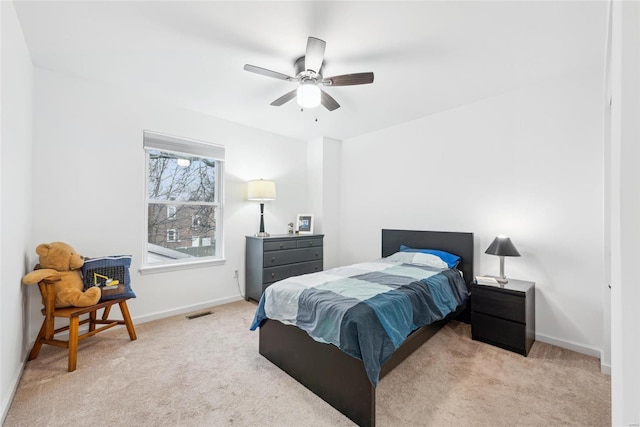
[
  {"x1": 306, "y1": 137, "x2": 342, "y2": 269},
  {"x1": 1, "y1": 0, "x2": 35, "y2": 421}
]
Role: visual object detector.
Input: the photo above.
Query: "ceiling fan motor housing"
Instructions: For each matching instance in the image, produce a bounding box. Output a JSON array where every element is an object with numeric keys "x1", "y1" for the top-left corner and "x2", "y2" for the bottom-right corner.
[{"x1": 295, "y1": 56, "x2": 322, "y2": 79}]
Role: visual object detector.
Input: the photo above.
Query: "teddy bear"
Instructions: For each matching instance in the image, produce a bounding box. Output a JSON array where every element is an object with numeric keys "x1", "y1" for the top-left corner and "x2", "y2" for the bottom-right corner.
[{"x1": 23, "y1": 242, "x2": 101, "y2": 308}]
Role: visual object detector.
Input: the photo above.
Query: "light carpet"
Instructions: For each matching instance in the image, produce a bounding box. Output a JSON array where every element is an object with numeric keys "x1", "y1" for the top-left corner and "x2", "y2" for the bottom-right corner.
[{"x1": 4, "y1": 300, "x2": 610, "y2": 426}]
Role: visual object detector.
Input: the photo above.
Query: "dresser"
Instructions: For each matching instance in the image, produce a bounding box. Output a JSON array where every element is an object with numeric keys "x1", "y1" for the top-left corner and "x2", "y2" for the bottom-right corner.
[
  {"x1": 471, "y1": 278, "x2": 535, "y2": 356},
  {"x1": 245, "y1": 234, "x2": 324, "y2": 302}
]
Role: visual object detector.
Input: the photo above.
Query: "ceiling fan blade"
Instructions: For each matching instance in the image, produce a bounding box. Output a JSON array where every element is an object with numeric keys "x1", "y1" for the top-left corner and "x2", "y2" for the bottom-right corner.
[
  {"x1": 305, "y1": 37, "x2": 326, "y2": 73},
  {"x1": 244, "y1": 64, "x2": 294, "y2": 81},
  {"x1": 322, "y1": 72, "x2": 374, "y2": 86},
  {"x1": 270, "y1": 89, "x2": 297, "y2": 106},
  {"x1": 320, "y1": 90, "x2": 340, "y2": 111}
]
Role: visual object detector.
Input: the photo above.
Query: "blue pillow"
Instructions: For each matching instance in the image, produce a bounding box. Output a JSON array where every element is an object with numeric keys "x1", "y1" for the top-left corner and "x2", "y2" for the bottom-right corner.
[
  {"x1": 81, "y1": 255, "x2": 136, "y2": 302},
  {"x1": 399, "y1": 245, "x2": 460, "y2": 268}
]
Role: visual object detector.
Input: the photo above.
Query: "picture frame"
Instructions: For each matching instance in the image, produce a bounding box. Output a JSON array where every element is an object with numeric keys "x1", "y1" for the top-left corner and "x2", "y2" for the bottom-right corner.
[{"x1": 296, "y1": 214, "x2": 314, "y2": 234}]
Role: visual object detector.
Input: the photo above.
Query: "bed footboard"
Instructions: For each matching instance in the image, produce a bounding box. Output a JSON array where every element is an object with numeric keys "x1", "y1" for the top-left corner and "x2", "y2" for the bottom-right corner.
[
  {"x1": 259, "y1": 319, "x2": 376, "y2": 427},
  {"x1": 259, "y1": 300, "x2": 467, "y2": 427}
]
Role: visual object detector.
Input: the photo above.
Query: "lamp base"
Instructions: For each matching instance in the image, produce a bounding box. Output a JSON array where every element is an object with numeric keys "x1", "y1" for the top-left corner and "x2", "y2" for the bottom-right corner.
[
  {"x1": 496, "y1": 256, "x2": 508, "y2": 285},
  {"x1": 255, "y1": 231, "x2": 270, "y2": 237}
]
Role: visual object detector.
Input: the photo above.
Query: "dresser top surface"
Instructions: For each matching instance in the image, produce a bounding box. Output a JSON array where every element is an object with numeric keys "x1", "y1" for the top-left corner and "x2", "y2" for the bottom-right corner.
[{"x1": 246, "y1": 234, "x2": 324, "y2": 240}]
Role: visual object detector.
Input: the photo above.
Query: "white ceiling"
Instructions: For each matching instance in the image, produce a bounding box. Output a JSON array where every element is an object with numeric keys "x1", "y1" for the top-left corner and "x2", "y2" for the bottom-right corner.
[{"x1": 13, "y1": 1, "x2": 606, "y2": 141}]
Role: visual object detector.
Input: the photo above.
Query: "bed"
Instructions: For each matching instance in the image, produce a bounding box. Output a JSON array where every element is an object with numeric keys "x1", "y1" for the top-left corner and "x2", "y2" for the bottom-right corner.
[{"x1": 251, "y1": 229, "x2": 474, "y2": 427}]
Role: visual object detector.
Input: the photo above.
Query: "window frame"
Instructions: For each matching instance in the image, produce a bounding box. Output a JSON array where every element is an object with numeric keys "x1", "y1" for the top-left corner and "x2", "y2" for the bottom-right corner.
[
  {"x1": 167, "y1": 205, "x2": 177, "y2": 220},
  {"x1": 141, "y1": 131, "x2": 225, "y2": 274}
]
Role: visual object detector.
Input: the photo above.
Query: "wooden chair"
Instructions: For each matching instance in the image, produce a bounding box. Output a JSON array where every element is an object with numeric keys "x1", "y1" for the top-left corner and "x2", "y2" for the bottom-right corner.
[{"x1": 28, "y1": 273, "x2": 137, "y2": 372}]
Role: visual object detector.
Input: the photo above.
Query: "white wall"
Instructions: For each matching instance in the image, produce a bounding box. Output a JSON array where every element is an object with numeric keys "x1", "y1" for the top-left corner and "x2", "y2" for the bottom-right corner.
[
  {"x1": 0, "y1": 1, "x2": 34, "y2": 422},
  {"x1": 339, "y1": 68, "x2": 605, "y2": 358},
  {"x1": 610, "y1": 1, "x2": 640, "y2": 425},
  {"x1": 28, "y1": 68, "x2": 308, "y2": 336}
]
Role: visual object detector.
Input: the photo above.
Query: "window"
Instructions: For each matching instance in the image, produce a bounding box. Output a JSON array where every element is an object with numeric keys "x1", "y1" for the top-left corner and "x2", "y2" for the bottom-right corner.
[
  {"x1": 143, "y1": 131, "x2": 225, "y2": 270},
  {"x1": 167, "y1": 205, "x2": 177, "y2": 219},
  {"x1": 191, "y1": 214, "x2": 202, "y2": 228}
]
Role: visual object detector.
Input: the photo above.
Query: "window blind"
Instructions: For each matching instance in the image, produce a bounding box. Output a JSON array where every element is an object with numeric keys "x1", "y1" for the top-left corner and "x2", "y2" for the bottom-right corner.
[{"x1": 143, "y1": 130, "x2": 225, "y2": 161}]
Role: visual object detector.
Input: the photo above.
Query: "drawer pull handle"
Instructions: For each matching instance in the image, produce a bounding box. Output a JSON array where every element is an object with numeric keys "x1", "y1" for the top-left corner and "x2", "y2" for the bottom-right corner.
[
  {"x1": 271, "y1": 273, "x2": 276, "y2": 278},
  {"x1": 315, "y1": 253, "x2": 319, "y2": 257},
  {"x1": 314, "y1": 266, "x2": 319, "y2": 271},
  {"x1": 309, "y1": 241, "x2": 313, "y2": 246},
  {"x1": 271, "y1": 257, "x2": 276, "y2": 263},
  {"x1": 279, "y1": 244, "x2": 284, "y2": 249}
]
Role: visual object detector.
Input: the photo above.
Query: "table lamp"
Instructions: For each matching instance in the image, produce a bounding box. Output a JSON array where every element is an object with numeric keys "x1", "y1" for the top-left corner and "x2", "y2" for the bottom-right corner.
[
  {"x1": 485, "y1": 235, "x2": 520, "y2": 284},
  {"x1": 247, "y1": 179, "x2": 276, "y2": 237}
]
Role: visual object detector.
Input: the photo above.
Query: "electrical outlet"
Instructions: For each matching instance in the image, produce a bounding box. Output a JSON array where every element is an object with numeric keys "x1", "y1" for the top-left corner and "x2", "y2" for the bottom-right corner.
[{"x1": 233, "y1": 269, "x2": 239, "y2": 278}]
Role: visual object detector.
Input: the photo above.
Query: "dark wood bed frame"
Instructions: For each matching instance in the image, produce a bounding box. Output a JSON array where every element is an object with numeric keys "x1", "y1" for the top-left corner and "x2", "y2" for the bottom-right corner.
[{"x1": 258, "y1": 229, "x2": 474, "y2": 427}]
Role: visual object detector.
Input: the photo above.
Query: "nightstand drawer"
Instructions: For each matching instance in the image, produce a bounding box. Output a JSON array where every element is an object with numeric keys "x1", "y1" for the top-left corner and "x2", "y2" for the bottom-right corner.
[
  {"x1": 263, "y1": 260, "x2": 323, "y2": 284},
  {"x1": 471, "y1": 312, "x2": 528, "y2": 355},
  {"x1": 472, "y1": 286, "x2": 525, "y2": 323}
]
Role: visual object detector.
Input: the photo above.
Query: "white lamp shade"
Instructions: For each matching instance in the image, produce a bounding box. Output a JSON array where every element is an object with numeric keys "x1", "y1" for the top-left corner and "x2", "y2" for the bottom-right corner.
[
  {"x1": 296, "y1": 84, "x2": 321, "y2": 109},
  {"x1": 247, "y1": 179, "x2": 276, "y2": 201}
]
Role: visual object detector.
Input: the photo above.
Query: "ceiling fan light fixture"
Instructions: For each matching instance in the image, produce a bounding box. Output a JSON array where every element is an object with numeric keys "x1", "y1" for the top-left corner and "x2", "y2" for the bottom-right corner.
[{"x1": 297, "y1": 84, "x2": 321, "y2": 109}]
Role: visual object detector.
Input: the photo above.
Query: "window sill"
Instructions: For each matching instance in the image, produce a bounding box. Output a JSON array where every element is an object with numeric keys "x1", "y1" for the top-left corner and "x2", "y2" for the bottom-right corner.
[{"x1": 139, "y1": 258, "x2": 226, "y2": 275}]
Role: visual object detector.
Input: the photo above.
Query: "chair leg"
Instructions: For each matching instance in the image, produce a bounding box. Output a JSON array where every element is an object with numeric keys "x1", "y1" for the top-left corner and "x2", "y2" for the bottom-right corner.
[
  {"x1": 102, "y1": 305, "x2": 112, "y2": 320},
  {"x1": 119, "y1": 301, "x2": 137, "y2": 341},
  {"x1": 28, "y1": 319, "x2": 47, "y2": 361},
  {"x1": 68, "y1": 316, "x2": 79, "y2": 372},
  {"x1": 89, "y1": 310, "x2": 97, "y2": 332}
]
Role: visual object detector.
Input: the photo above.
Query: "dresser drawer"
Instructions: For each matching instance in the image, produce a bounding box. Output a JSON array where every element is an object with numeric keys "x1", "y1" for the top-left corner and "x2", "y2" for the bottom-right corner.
[
  {"x1": 472, "y1": 286, "x2": 525, "y2": 323},
  {"x1": 296, "y1": 237, "x2": 323, "y2": 248},
  {"x1": 472, "y1": 312, "x2": 528, "y2": 355},
  {"x1": 264, "y1": 247, "x2": 322, "y2": 267},
  {"x1": 263, "y1": 260, "x2": 323, "y2": 284},
  {"x1": 264, "y1": 240, "x2": 297, "y2": 251}
]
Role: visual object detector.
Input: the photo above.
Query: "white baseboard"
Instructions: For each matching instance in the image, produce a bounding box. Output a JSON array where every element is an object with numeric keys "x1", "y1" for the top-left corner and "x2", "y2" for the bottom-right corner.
[
  {"x1": 1, "y1": 360, "x2": 26, "y2": 426},
  {"x1": 535, "y1": 332, "x2": 610, "y2": 375},
  {"x1": 132, "y1": 295, "x2": 245, "y2": 325}
]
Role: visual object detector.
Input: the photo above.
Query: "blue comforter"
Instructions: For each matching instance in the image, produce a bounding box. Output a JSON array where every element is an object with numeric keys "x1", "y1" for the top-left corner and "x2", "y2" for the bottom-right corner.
[{"x1": 250, "y1": 257, "x2": 468, "y2": 386}]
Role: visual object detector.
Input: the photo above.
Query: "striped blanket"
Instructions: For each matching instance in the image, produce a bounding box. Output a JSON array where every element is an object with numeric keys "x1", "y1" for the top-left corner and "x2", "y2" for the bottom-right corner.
[{"x1": 250, "y1": 255, "x2": 468, "y2": 386}]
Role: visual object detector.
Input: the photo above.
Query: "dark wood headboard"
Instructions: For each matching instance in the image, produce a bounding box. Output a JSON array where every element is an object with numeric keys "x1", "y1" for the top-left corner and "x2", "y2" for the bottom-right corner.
[{"x1": 381, "y1": 229, "x2": 474, "y2": 287}]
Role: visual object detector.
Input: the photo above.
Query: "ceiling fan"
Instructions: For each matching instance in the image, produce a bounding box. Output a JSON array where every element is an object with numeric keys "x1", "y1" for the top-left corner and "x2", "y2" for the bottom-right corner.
[{"x1": 243, "y1": 36, "x2": 374, "y2": 111}]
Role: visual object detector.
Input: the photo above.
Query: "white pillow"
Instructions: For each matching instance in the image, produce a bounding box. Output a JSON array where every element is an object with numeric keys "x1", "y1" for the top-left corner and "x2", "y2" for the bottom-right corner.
[
  {"x1": 385, "y1": 251, "x2": 448, "y2": 269},
  {"x1": 385, "y1": 252, "x2": 414, "y2": 263},
  {"x1": 411, "y1": 252, "x2": 449, "y2": 269}
]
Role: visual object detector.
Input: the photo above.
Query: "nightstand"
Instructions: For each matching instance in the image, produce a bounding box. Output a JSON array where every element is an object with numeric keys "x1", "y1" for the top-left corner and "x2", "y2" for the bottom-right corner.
[{"x1": 471, "y1": 278, "x2": 535, "y2": 356}]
